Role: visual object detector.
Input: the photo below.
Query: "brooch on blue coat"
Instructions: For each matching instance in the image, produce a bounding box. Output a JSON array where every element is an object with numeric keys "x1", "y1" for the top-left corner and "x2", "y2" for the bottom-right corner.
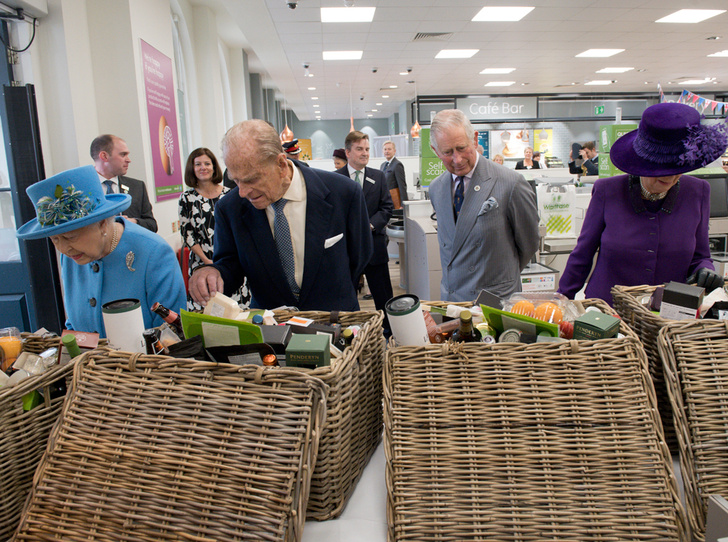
[{"x1": 126, "y1": 251, "x2": 136, "y2": 272}]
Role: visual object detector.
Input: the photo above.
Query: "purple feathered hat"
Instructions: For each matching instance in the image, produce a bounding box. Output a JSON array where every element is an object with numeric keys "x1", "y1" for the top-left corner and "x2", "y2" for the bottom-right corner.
[{"x1": 610, "y1": 102, "x2": 728, "y2": 177}]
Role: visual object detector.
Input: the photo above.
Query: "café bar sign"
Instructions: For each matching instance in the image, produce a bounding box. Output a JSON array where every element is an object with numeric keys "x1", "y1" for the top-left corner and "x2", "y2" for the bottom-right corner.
[{"x1": 456, "y1": 97, "x2": 538, "y2": 121}]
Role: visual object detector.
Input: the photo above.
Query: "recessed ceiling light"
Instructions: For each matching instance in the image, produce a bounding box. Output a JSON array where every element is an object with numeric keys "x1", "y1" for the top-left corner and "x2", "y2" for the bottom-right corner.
[
  {"x1": 436, "y1": 49, "x2": 479, "y2": 59},
  {"x1": 321, "y1": 7, "x2": 376, "y2": 23},
  {"x1": 656, "y1": 9, "x2": 725, "y2": 24},
  {"x1": 316, "y1": 116, "x2": 321, "y2": 120},
  {"x1": 389, "y1": 85, "x2": 398, "y2": 89},
  {"x1": 585, "y1": 80, "x2": 614, "y2": 85},
  {"x1": 376, "y1": 102, "x2": 383, "y2": 106},
  {"x1": 485, "y1": 81, "x2": 515, "y2": 87},
  {"x1": 382, "y1": 95, "x2": 389, "y2": 98},
  {"x1": 367, "y1": 114, "x2": 373, "y2": 117},
  {"x1": 576, "y1": 49, "x2": 624, "y2": 58},
  {"x1": 681, "y1": 78, "x2": 716, "y2": 84},
  {"x1": 597, "y1": 67, "x2": 633, "y2": 73},
  {"x1": 323, "y1": 50, "x2": 363, "y2": 60},
  {"x1": 480, "y1": 68, "x2": 516, "y2": 74},
  {"x1": 372, "y1": 109, "x2": 378, "y2": 112},
  {"x1": 308, "y1": 87, "x2": 316, "y2": 90},
  {"x1": 708, "y1": 50, "x2": 728, "y2": 57},
  {"x1": 472, "y1": 6, "x2": 534, "y2": 22},
  {"x1": 307, "y1": 73, "x2": 314, "y2": 78},
  {"x1": 399, "y1": 71, "x2": 408, "y2": 75}
]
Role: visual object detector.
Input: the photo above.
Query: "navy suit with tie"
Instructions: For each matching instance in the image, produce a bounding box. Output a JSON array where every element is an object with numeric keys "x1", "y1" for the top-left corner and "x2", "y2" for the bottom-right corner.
[
  {"x1": 336, "y1": 165, "x2": 394, "y2": 324},
  {"x1": 106, "y1": 175, "x2": 158, "y2": 232},
  {"x1": 212, "y1": 161, "x2": 373, "y2": 311}
]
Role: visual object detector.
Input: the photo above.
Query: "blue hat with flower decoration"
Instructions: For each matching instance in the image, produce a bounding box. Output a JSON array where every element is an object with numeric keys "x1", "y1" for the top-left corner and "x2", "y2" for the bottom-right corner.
[
  {"x1": 610, "y1": 102, "x2": 728, "y2": 177},
  {"x1": 16, "y1": 165, "x2": 131, "y2": 240}
]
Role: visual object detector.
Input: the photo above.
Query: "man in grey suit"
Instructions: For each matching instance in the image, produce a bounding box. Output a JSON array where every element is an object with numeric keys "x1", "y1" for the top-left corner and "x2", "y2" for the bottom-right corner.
[
  {"x1": 429, "y1": 109, "x2": 539, "y2": 301},
  {"x1": 380, "y1": 140, "x2": 407, "y2": 209},
  {"x1": 91, "y1": 134, "x2": 158, "y2": 232}
]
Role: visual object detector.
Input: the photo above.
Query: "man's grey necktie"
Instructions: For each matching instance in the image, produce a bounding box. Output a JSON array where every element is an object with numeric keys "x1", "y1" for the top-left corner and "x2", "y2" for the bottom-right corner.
[
  {"x1": 103, "y1": 180, "x2": 115, "y2": 195},
  {"x1": 271, "y1": 198, "x2": 299, "y2": 298}
]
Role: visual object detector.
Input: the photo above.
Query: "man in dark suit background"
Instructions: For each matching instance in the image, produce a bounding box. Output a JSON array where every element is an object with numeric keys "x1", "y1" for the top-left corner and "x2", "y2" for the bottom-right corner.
[
  {"x1": 337, "y1": 131, "x2": 394, "y2": 330},
  {"x1": 569, "y1": 141, "x2": 599, "y2": 176},
  {"x1": 381, "y1": 140, "x2": 407, "y2": 209},
  {"x1": 91, "y1": 134, "x2": 158, "y2": 232},
  {"x1": 189, "y1": 120, "x2": 372, "y2": 312}
]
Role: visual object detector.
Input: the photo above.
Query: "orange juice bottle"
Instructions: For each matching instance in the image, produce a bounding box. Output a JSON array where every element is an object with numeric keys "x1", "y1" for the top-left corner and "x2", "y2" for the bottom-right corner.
[{"x1": 0, "y1": 327, "x2": 22, "y2": 372}]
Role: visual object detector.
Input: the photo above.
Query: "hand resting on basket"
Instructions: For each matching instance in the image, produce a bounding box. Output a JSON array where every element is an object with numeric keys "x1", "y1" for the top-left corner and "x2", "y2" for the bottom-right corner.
[{"x1": 687, "y1": 267, "x2": 724, "y2": 293}]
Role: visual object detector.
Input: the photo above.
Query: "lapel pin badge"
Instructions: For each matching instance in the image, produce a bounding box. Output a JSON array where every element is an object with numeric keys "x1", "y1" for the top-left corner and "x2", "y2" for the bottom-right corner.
[{"x1": 474, "y1": 185, "x2": 481, "y2": 192}]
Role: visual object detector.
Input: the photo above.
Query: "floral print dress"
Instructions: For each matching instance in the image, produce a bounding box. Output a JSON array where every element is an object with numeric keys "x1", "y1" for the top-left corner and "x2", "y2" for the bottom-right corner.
[{"x1": 178, "y1": 186, "x2": 251, "y2": 311}]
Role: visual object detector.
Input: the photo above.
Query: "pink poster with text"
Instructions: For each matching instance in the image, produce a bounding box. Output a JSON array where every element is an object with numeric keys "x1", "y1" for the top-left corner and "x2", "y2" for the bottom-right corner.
[{"x1": 141, "y1": 40, "x2": 183, "y2": 201}]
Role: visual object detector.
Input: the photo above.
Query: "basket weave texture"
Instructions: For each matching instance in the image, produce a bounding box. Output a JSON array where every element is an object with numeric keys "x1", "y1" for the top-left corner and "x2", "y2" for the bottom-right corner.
[
  {"x1": 272, "y1": 309, "x2": 385, "y2": 521},
  {"x1": 657, "y1": 320, "x2": 728, "y2": 541},
  {"x1": 1, "y1": 355, "x2": 74, "y2": 542},
  {"x1": 11, "y1": 349, "x2": 327, "y2": 542},
  {"x1": 612, "y1": 284, "x2": 681, "y2": 450},
  {"x1": 384, "y1": 337, "x2": 686, "y2": 542}
]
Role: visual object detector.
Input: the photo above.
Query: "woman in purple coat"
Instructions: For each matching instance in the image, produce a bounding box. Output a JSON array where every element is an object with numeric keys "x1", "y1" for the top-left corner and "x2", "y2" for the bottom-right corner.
[{"x1": 558, "y1": 102, "x2": 728, "y2": 305}]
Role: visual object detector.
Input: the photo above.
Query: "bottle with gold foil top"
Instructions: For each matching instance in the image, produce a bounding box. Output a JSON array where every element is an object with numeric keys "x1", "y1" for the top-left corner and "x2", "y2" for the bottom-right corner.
[
  {"x1": 150, "y1": 302, "x2": 185, "y2": 339},
  {"x1": 262, "y1": 354, "x2": 279, "y2": 367},
  {"x1": 451, "y1": 310, "x2": 481, "y2": 343}
]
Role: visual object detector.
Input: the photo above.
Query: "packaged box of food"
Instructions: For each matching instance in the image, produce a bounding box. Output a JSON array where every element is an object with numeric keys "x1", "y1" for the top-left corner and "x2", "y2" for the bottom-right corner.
[
  {"x1": 573, "y1": 311, "x2": 620, "y2": 340},
  {"x1": 659, "y1": 281, "x2": 704, "y2": 320},
  {"x1": 286, "y1": 334, "x2": 330, "y2": 369}
]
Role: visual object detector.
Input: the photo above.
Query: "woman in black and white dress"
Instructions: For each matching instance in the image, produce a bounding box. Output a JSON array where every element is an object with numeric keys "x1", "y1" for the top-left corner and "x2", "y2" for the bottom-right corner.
[{"x1": 178, "y1": 147, "x2": 250, "y2": 310}]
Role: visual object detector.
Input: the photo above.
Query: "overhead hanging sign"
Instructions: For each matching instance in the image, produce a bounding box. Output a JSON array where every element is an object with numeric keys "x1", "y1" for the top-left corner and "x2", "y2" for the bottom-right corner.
[{"x1": 456, "y1": 97, "x2": 538, "y2": 121}]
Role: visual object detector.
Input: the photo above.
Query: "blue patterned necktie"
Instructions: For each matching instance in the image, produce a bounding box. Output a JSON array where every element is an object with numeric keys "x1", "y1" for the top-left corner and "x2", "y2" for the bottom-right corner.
[
  {"x1": 103, "y1": 180, "x2": 115, "y2": 195},
  {"x1": 271, "y1": 198, "x2": 299, "y2": 298},
  {"x1": 453, "y1": 176, "x2": 465, "y2": 221}
]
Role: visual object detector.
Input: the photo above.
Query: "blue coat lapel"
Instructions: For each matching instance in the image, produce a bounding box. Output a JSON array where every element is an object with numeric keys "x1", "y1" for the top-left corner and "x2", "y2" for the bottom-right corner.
[{"x1": 299, "y1": 167, "x2": 333, "y2": 304}]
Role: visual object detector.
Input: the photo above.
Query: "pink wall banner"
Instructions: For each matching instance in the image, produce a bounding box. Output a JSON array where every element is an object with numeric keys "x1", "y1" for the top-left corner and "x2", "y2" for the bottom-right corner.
[{"x1": 141, "y1": 40, "x2": 183, "y2": 201}]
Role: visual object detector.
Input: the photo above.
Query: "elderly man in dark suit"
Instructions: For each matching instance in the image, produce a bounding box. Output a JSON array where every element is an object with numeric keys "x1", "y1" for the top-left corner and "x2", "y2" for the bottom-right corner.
[
  {"x1": 380, "y1": 140, "x2": 407, "y2": 209},
  {"x1": 91, "y1": 134, "x2": 158, "y2": 232},
  {"x1": 336, "y1": 131, "x2": 394, "y2": 330},
  {"x1": 189, "y1": 120, "x2": 372, "y2": 311},
  {"x1": 428, "y1": 109, "x2": 539, "y2": 301}
]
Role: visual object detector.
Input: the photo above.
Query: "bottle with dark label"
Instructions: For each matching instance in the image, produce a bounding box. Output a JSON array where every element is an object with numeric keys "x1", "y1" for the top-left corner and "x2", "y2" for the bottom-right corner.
[
  {"x1": 341, "y1": 328, "x2": 354, "y2": 347},
  {"x1": 150, "y1": 302, "x2": 185, "y2": 339},
  {"x1": 451, "y1": 310, "x2": 481, "y2": 343},
  {"x1": 143, "y1": 328, "x2": 168, "y2": 355}
]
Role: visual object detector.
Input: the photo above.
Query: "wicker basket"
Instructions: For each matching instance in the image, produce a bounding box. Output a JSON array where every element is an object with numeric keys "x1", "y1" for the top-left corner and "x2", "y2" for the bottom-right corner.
[
  {"x1": 272, "y1": 309, "x2": 385, "y2": 521},
  {"x1": 384, "y1": 338, "x2": 686, "y2": 541},
  {"x1": 1, "y1": 358, "x2": 74, "y2": 541},
  {"x1": 12, "y1": 348, "x2": 327, "y2": 542},
  {"x1": 612, "y1": 284, "x2": 682, "y2": 451},
  {"x1": 657, "y1": 320, "x2": 728, "y2": 541}
]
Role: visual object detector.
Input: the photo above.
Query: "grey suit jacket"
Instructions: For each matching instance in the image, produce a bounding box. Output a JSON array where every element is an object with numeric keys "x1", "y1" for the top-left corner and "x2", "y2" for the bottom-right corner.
[
  {"x1": 117, "y1": 175, "x2": 158, "y2": 232},
  {"x1": 429, "y1": 158, "x2": 539, "y2": 301},
  {"x1": 381, "y1": 157, "x2": 407, "y2": 202}
]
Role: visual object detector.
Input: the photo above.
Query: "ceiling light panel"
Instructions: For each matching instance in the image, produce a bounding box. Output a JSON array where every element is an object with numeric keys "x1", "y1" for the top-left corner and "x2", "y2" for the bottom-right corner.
[
  {"x1": 597, "y1": 67, "x2": 633, "y2": 73},
  {"x1": 480, "y1": 68, "x2": 516, "y2": 74},
  {"x1": 656, "y1": 9, "x2": 725, "y2": 24},
  {"x1": 323, "y1": 51, "x2": 363, "y2": 60},
  {"x1": 436, "y1": 49, "x2": 479, "y2": 59},
  {"x1": 708, "y1": 50, "x2": 728, "y2": 57},
  {"x1": 585, "y1": 80, "x2": 614, "y2": 85},
  {"x1": 472, "y1": 6, "x2": 534, "y2": 22},
  {"x1": 576, "y1": 49, "x2": 625, "y2": 58},
  {"x1": 321, "y1": 7, "x2": 376, "y2": 23},
  {"x1": 485, "y1": 81, "x2": 515, "y2": 87}
]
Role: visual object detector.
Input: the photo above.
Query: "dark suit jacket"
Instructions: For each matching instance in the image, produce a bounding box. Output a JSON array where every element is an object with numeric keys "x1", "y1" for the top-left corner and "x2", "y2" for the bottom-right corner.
[
  {"x1": 515, "y1": 160, "x2": 540, "y2": 170},
  {"x1": 212, "y1": 162, "x2": 373, "y2": 311},
  {"x1": 381, "y1": 157, "x2": 407, "y2": 202},
  {"x1": 117, "y1": 175, "x2": 158, "y2": 232},
  {"x1": 336, "y1": 165, "x2": 393, "y2": 266},
  {"x1": 569, "y1": 156, "x2": 598, "y2": 176}
]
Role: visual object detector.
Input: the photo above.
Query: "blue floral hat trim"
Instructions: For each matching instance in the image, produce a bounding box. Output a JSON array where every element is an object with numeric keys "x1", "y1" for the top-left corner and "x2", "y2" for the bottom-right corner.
[{"x1": 36, "y1": 184, "x2": 98, "y2": 226}]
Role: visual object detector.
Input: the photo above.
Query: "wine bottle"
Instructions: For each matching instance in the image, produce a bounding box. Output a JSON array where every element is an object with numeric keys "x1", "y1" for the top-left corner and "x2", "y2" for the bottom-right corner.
[
  {"x1": 451, "y1": 310, "x2": 481, "y2": 343},
  {"x1": 150, "y1": 302, "x2": 185, "y2": 339}
]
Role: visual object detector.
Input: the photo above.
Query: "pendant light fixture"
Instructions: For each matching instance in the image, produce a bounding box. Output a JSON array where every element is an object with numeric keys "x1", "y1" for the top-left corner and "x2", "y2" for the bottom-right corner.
[
  {"x1": 410, "y1": 79, "x2": 421, "y2": 139},
  {"x1": 279, "y1": 93, "x2": 294, "y2": 143}
]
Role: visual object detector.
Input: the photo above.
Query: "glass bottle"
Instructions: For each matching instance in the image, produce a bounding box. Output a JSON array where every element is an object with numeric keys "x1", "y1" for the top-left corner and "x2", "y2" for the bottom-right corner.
[
  {"x1": 262, "y1": 354, "x2": 279, "y2": 367},
  {"x1": 151, "y1": 302, "x2": 185, "y2": 339},
  {"x1": 451, "y1": 310, "x2": 481, "y2": 343}
]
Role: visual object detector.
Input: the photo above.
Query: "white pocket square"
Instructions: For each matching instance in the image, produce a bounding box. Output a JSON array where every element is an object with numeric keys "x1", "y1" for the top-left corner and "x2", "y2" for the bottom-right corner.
[
  {"x1": 478, "y1": 197, "x2": 499, "y2": 216},
  {"x1": 365, "y1": 176, "x2": 376, "y2": 184},
  {"x1": 324, "y1": 233, "x2": 343, "y2": 248}
]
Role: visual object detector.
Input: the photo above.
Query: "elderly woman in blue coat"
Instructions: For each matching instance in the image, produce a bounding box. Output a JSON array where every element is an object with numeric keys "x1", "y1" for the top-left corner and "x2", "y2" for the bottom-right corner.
[{"x1": 16, "y1": 165, "x2": 186, "y2": 337}]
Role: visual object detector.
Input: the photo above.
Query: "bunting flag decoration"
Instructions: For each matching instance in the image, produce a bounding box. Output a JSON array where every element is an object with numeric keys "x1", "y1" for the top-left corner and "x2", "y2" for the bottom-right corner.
[{"x1": 677, "y1": 89, "x2": 728, "y2": 116}]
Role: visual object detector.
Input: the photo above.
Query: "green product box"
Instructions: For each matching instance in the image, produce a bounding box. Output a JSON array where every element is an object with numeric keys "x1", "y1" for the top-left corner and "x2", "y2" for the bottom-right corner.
[
  {"x1": 573, "y1": 311, "x2": 620, "y2": 340},
  {"x1": 285, "y1": 334, "x2": 330, "y2": 369},
  {"x1": 598, "y1": 123, "x2": 637, "y2": 178}
]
